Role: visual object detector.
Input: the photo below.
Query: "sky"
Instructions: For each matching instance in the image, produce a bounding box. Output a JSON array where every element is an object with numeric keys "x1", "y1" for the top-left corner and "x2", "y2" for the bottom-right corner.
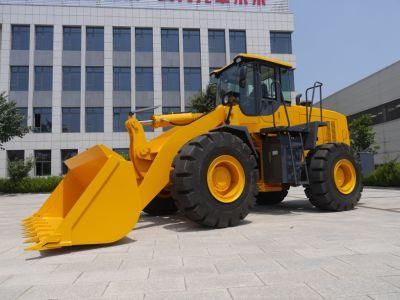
[{"x1": 288, "y1": 0, "x2": 400, "y2": 98}]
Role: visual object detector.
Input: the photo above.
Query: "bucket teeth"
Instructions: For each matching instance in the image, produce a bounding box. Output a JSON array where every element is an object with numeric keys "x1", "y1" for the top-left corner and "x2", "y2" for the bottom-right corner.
[{"x1": 21, "y1": 215, "x2": 60, "y2": 250}]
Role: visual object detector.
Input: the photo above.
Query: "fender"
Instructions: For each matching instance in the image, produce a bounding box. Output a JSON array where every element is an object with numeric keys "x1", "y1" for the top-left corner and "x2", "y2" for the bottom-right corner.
[{"x1": 210, "y1": 125, "x2": 259, "y2": 162}]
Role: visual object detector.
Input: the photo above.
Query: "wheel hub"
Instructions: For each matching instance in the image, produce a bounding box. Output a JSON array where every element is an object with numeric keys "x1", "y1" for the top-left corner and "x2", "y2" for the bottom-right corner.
[
  {"x1": 207, "y1": 155, "x2": 245, "y2": 203},
  {"x1": 334, "y1": 159, "x2": 356, "y2": 195}
]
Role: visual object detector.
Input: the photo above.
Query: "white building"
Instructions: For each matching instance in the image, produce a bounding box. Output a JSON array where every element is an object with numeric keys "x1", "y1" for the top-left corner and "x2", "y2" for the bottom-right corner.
[
  {"x1": 321, "y1": 60, "x2": 400, "y2": 164},
  {"x1": 0, "y1": 0, "x2": 295, "y2": 177}
]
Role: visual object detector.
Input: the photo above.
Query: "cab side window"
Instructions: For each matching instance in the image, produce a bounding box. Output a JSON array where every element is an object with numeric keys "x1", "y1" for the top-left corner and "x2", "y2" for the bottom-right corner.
[
  {"x1": 260, "y1": 65, "x2": 276, "y2": 101},
  {"x1": 239, "y1": 63, "x2": 257, "y2": 115}
]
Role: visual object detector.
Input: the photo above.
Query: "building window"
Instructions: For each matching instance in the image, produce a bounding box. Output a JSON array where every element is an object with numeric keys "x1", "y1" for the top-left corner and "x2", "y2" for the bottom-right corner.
[
  {"x1": 135, "y1": 107, "x2": 154, "y2": 132},
  {"x1": 162, "y1": 67, "x2": 180, "y2": 91},
  {"x1": 61, "y1": 149, "x2": 78, "y2": 175},
  {"x1": 229, "y1": 30, "x2": 246, "y2": 54},
  {"x1": 34, "y1": 66, "x2": 53, "y2": 91},
  {"x1": 63, "y1": 26, "x2": 81, "y2": 51},
  {"x1": 35, "y1": 26, "x2": 53, "y2": 50},
  {"x1": 136, "y1": 67, "x2": 153, "y2": 91},
  {"x1": 184, "y1": 68, "x2": 201, "y2": 92},
  {"x1": 386, "y1": 98, "x2": 400, "y2": 122},
  {"x1": 62, "y1": 107, "x2": 80, "y2": 133},
  {"x1": 86, "y1": 27, "x2": 104, "y2": 51},
  {"x1": 7, "y1": 150, "x2": 24, "y2": 162},
  {"x1": 86, "y1": 107, "x2": 104, "y2": 132},
  {"x1": 10, "y1": 66, "x2": 29, "y2": 91},
  {"x1": 270, "y1": 31, "x2": 292, "y2": 54},
  {"x1": 183, "y1": 29, "x2": 200, "y2": 53},
  {"x1": 113, "y1": 67, "x2": 131, "y2": 91},
  {"x1": 33, "y1": 107, "x2": 52, "y2": 133},
  {"x1": 161, "y1": 29, "x2": 179, "y2": 52},
  {"x1": 63, "y1": 66, "x2": 81, "y2": 91},
  {"x1": 135, "y1": 28, "x2": 153, "y2": 52},
  {"x1": 113, "y1": 148, "x2": 129, "y2": 159},
  {"x1": 34, "y1": 150, "x2": 51, "y2": 176},
  {"x1": 113, "y1": 107, "x2": 130, "y2": 132},
  {"x1": 113, "y1": 27, "x2": 131, "y2": 51},
  {"x1": 208, "y1": 30, "x2": 225, "y2": 53},
  {"x1": 86, "y1": 67, "x2": 104, "y2": 91},
  {"x1": 16, "y1": 107, "x2": 28, "y2": 127},
  {"x1": 11, "y1": 25, "x2": 30, "y2": 50}
]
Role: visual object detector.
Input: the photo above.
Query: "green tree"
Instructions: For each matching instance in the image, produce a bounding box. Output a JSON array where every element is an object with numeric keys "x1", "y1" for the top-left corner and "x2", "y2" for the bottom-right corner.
[
  {"x1": 0, "y1": 92, "x2": 28, "y2": 149},
  {"x1": 349, "y1": 114, "x2": 379, "y2": 153},
  {"x1": 8, "y1": 157, "x2": 34, "y2": 181},
  {"x1": 190, "y1": 84, "x2": 217, "y2": 113}
]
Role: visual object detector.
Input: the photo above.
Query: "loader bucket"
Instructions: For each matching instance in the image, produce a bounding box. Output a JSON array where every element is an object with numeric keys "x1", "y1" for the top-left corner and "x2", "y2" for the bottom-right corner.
[{"x1": 23, "y1": 145, "x2": 141, "y2": 251}]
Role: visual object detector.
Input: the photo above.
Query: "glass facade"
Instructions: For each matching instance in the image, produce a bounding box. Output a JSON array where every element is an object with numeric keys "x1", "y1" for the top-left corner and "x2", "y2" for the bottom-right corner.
[
  {"x1": 161, "y1": 28, "x2": 179, "y2": 52},
  {"x1": 113, "y1": 67, "x2": 131, "y2": 91},
  {"x1": 113, "y1": 27, "x2": 131, "y2": 51},
  {"x1": 61, "y1": 149, "x2": 78, "y2": 174},
  {"x1": 86, "y1": 67, "x2": 104, "y2": 91},
  {"x1": 136, "y1": 67, "x2": 153, "y2": 91},
  {"x1": 162, "y1": 67, "x2": 180, "y2": 91},
  {"x1": 12, "y1": 25, "x2": 30, "y2": 50},
  {"x1": 62, "y1": 107, "x2": 80, "y2": 133},
  {"x1": 270, "y1": 31, "x2": 292, "y2": 54},
  {"x1": 135, "y1": 107, "x2": 154, "y2": 132},
  {"x1": 63, "y1": 66, "x2": 81, "y2": 91},
  {"x1": 86, "y1": 107, "x2": 104, "y2": 132},
  {"x1": 33, "y1": 107, "x2": 52, "y2": 133},
  {"x1": 348, "y1": 98, "x2": 400, "y2": 126},
  {"x1": 229, "y1": 30, "x2": 246, "y2": 54},
  {"x1": 35, "y1": 25, "x2": 53, "y2": 50},
  {"x1": 183, "y1": 29, "x2": 200, "y2": 53},
  {"x1": 34, "y1": 150, "x2": 51, "y2": 176},
  {"x1": 208, "y1": 29, "x2": 225, "y2": 53},
  {"x1": 34, "y1": 66, "x2": 53, "y2": 91},
  {"x1": 184, "y1": 68, "x2": 201, "y2": 92},
  {"x1": 63, "y1": 26, "x2": 81, "y2": 51},
  {"x1": 86, "y1": 27, "x2": 104, "y2": 51},
  {"x1": 10, "y1": 66, "x2": 29, "y2": 91},
  {"x1": 113, "y1": 107, "x2": 130, "y2": 132},
  {"x1": 135, "y1": 28, "x2": 153, "y2": 52}
]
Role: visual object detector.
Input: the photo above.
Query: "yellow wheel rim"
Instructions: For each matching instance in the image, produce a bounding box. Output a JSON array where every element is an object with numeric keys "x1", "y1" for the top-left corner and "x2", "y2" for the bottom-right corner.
[
  {"x1": 207, "y1": 155, "x2": 245, "y2": 203},
  {"x1": 333, "y1": 159, "x2": 357, "y2": 195}
]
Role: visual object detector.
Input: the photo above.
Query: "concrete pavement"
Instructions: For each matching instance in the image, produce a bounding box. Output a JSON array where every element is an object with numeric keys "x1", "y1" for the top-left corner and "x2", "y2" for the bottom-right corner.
[{"x1": 0, "y1": 187, "x2": 400, "y2": 299}]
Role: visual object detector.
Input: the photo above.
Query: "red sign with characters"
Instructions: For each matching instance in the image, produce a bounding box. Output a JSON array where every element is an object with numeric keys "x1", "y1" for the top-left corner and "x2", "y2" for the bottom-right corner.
[{"x1": 159, "y1": 0, "x2": 266, "y2": 6}]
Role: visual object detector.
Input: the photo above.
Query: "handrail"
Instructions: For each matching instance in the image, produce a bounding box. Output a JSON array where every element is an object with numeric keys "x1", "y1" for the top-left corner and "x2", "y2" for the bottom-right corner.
[{"x1": 305, "y1": 81, "x2": 323, "y2": 128}]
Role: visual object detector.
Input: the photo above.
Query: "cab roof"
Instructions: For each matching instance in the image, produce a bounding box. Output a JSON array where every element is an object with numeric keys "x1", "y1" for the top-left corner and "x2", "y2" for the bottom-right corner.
[{"x1": 210, "y1": 53, "x2": 293, "y2": 76}]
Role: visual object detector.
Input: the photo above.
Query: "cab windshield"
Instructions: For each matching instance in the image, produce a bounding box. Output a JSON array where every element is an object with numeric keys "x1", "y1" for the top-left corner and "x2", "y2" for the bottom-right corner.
[{"x1": 216, "y1": 64, "x2": 240, "y2": 105}]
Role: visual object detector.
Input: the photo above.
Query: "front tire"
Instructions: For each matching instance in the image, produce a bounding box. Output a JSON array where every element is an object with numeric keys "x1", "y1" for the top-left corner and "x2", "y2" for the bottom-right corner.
[
  {"x1": 171, "y1": 132, "x2": 258, "y2": 228},
  {"x1": 306, "y1": 143, "x2": 362, "y2": 211}
]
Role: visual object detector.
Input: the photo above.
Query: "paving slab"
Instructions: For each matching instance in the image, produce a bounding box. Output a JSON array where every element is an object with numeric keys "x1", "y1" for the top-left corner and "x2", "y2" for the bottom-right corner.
[{"x1": 1, "y1": 187, "x2": 400, "y2": 299}]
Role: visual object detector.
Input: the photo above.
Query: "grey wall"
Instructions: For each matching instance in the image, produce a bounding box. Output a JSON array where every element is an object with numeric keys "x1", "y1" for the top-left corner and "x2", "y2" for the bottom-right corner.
[
  {"x1": 322, "y1": 61, "x2": 400, "y2": 115},
  {"x1": 321, "y1": 60, "x2": 400, "y2": 164}
]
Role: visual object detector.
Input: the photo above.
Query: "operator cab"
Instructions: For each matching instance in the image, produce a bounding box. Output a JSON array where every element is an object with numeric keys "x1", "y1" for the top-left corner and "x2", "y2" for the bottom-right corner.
[{"x1": 210, "y1": 54, "x2": 294, "y2": 116}]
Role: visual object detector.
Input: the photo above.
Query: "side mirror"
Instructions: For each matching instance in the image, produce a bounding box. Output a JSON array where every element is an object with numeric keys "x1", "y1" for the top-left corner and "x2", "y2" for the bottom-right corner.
[
  {"x1": 239, "y1": 65, "x2": 247, "y2": 88},
  {"x1": 295, "y1": 93, "x2": 302, "y2": 105}
]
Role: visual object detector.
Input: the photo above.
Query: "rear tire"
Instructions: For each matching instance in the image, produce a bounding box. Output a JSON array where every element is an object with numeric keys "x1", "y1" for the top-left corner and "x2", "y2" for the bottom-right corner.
[
  {"x1": 143, "y1": 189, "x2": 178, "y2": 216},
  {"x1": 257, "y1": 187, "x2": 289, "y2": 205},
  {"x1": 306, "y1": 143, "x2": 362, "y2": 211},
  {"x1": 171, "y1": 132, "x2": 258, "y2": 228}
]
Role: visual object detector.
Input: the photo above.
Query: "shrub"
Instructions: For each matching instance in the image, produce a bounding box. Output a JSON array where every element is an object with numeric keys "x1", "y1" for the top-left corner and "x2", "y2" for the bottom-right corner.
[
  {"x1": 0, "y1": 176, "x2": 62, "y2": 193},
  {"x1": 364, "y1": 160, "x2": 400, "y2": 187},
  {"x1": 7, "y1": 157, "x2": 34, "y2": 181}
]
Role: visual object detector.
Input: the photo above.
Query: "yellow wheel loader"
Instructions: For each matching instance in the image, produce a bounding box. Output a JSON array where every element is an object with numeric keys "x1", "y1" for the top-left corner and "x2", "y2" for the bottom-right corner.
[{"x1": 23, "y1": 54, "x2": 363, "y2": 251}]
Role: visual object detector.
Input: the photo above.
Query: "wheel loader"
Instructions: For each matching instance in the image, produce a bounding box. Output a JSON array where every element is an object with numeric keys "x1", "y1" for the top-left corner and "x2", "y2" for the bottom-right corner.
[{"x1": 23, "y1": 54, "x2": 363, "y2": 251}]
